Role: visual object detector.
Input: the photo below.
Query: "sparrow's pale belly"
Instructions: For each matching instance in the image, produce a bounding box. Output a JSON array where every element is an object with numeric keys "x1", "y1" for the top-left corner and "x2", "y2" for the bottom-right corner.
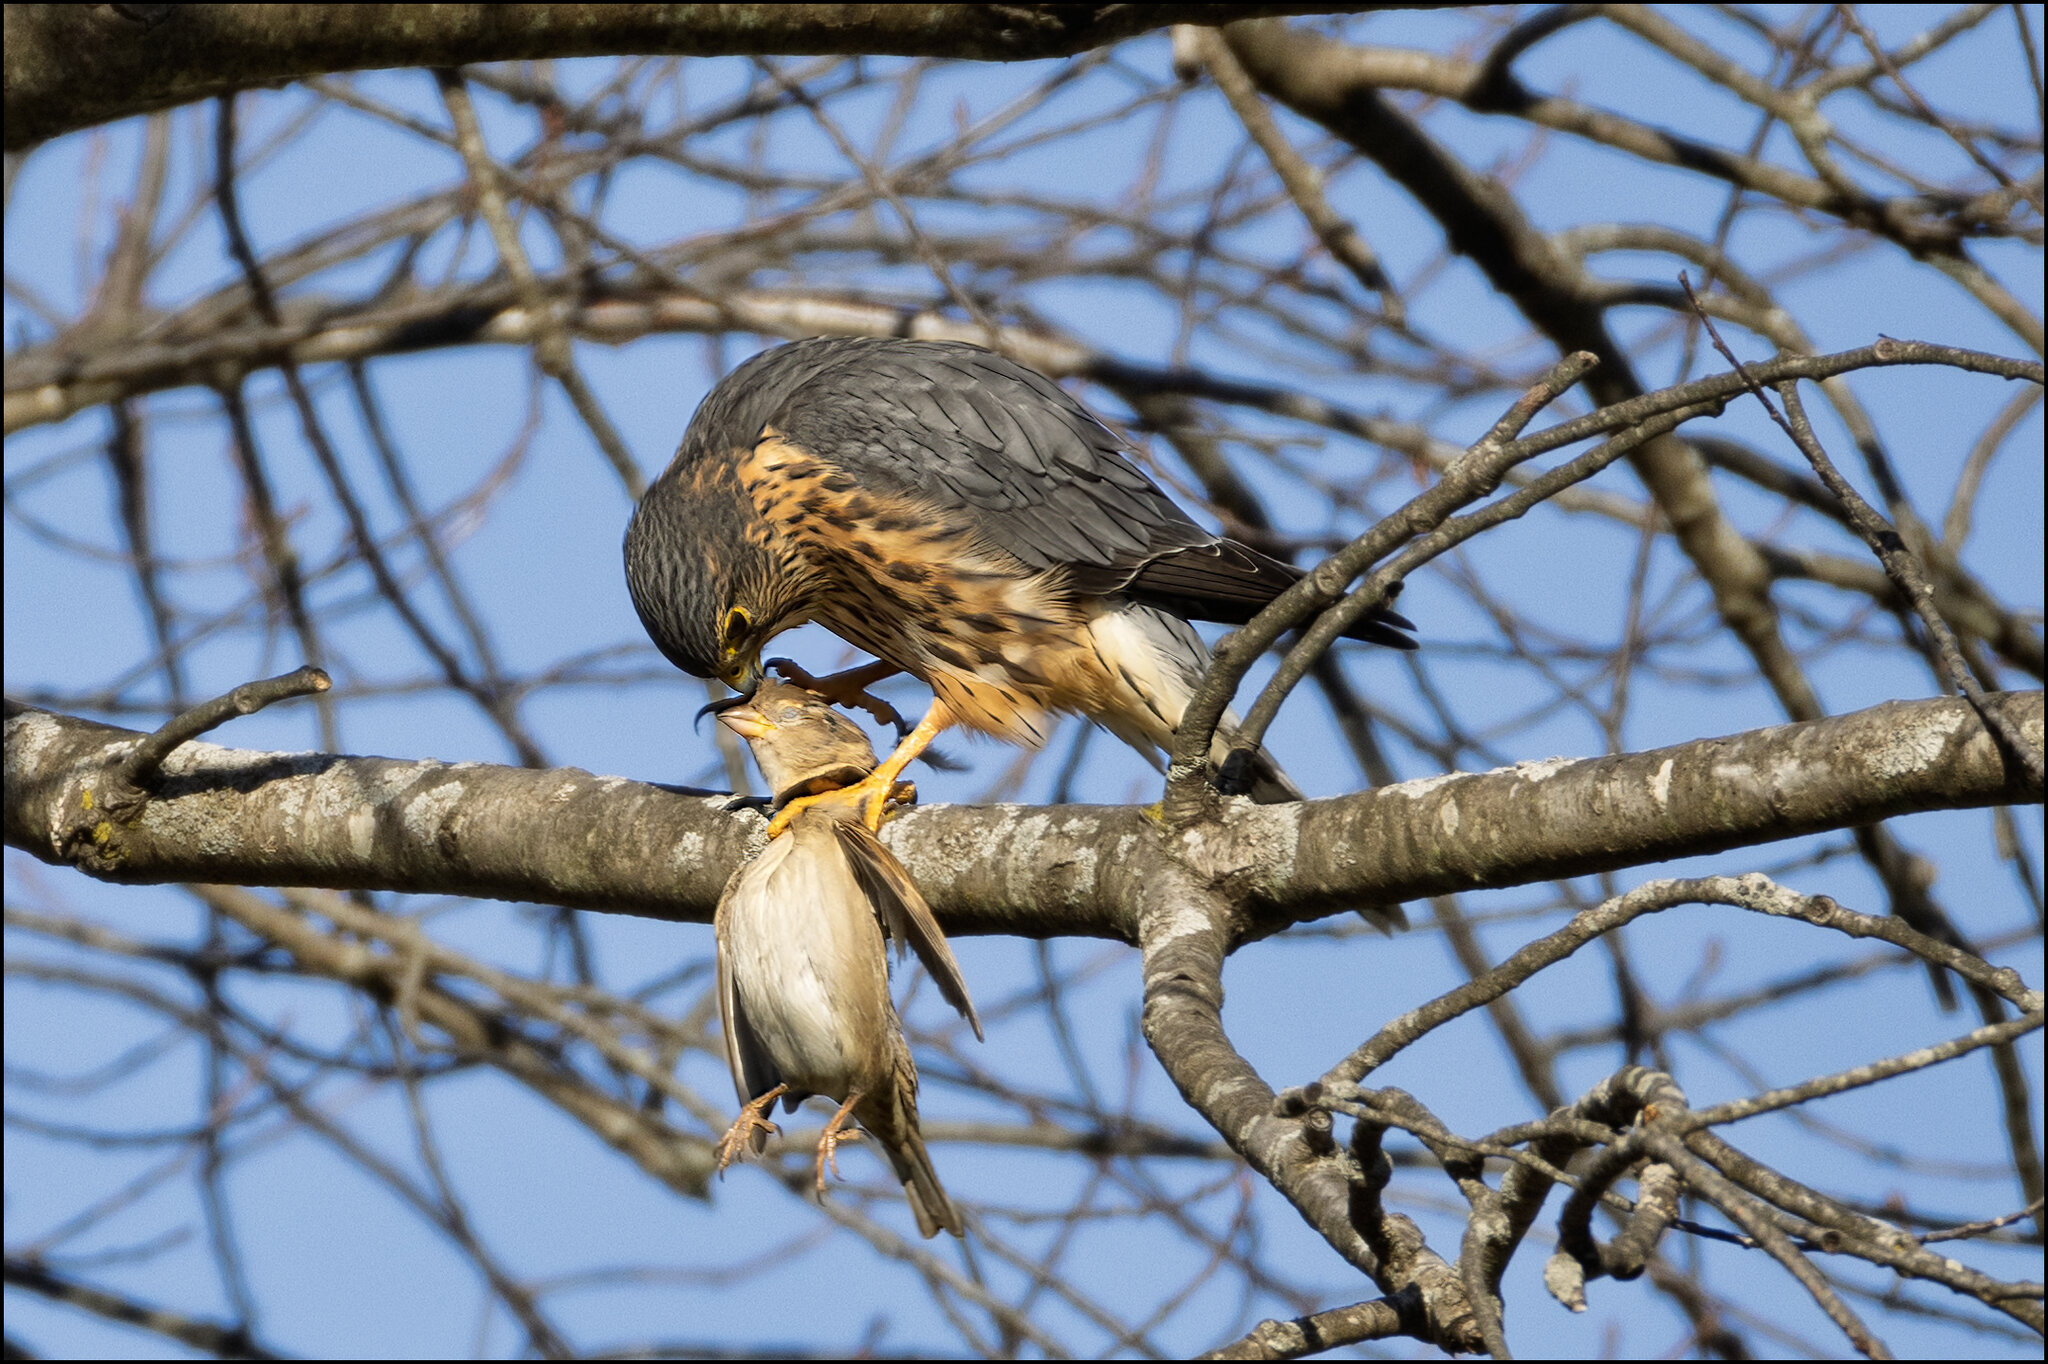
[{"x1": 723, "y1": 822, "x2": 888, "y2": 1100}]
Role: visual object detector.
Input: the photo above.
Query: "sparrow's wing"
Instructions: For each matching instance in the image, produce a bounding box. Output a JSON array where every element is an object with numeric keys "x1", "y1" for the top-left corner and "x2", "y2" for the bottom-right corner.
[
  {"x1": 715, "y1": 864, "x2": 785, "y2": 1112},
  {"x1": 833, "y1": 817, "x2": 983, "y2": 1042}
]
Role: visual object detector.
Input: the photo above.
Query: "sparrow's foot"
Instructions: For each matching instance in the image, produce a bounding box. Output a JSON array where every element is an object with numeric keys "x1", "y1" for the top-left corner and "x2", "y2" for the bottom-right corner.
[
  {"x1": 814, "y1": 1091, "x2": 868, "y2": 1196},
  {"x1": 715, "y1": 1084, "x2": 789, "y2": 1175}
]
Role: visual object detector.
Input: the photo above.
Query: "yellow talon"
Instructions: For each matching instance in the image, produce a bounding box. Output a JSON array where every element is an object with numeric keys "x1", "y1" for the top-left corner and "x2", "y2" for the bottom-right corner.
[{"x1": 765, "y1": 775, "x2": 915, "y2": 838}]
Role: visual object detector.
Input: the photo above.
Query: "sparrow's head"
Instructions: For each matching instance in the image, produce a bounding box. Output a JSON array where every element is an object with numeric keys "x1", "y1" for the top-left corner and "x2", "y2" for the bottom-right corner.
[{"x1": 712, "y1": 679, "x2": 877, "y2": 806}]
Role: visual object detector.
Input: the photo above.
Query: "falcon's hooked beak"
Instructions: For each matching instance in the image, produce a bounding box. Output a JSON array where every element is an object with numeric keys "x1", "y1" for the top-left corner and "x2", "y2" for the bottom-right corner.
[
  {"x1": 694, "y1": 689, "x2": 763, "y2": 730},
  {"x1": 690, "y1": 658, "x2": 762, "y2": 731}
]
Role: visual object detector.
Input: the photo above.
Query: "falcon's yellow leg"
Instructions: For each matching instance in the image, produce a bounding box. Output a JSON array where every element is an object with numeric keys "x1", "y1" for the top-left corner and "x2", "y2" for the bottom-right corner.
[
  {"x1": 766, "y1": 700, "x2": 951, "y2": 837},
  {"x1": 715, "y1": 1083, "x2": 788, "y2": 1174},
  {"x1": 814, "y1": 1090, "x2": 867, "y2": 1194}
]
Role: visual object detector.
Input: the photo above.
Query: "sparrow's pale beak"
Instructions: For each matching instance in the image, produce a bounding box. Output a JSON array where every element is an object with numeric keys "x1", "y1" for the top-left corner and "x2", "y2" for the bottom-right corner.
[{"x1": 711, "y1": 702, "x2": 773, "y2": 741}]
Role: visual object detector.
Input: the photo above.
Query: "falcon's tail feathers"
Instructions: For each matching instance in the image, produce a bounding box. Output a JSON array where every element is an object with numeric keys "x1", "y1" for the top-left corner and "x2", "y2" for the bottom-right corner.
[{"x1": 1123, "y1": 543, "x2": 1419, "y2": 650}]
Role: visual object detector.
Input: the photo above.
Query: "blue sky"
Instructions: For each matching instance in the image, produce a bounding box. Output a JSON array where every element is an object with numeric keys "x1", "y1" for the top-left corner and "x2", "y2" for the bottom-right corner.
[{"x1": 6, "y1": 8, "x2": 2043, "y2": 1357}]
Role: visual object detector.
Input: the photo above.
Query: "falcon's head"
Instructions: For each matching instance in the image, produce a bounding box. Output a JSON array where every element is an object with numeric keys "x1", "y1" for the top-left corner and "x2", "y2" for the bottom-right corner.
[
  {"x1": 624, "y1": 451, "x2": 793, "y2": 695},
  {"x1": 625, "y1": 344, "x2": 853, "y2": 693}
]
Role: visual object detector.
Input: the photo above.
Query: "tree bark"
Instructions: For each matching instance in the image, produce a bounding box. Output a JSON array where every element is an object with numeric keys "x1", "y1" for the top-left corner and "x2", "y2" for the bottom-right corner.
[
  {"x1": 7, "y1": 691, "x2": 2037, "y2": 941},
  {"x1": 3, "y1": 3, "x2": 1366, "y2": 151}
]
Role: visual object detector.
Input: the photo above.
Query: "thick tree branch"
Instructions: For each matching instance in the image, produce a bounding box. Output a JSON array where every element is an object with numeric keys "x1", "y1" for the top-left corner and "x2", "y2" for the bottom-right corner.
[
  {"x1": 6, "y1": 692, "x2": 2037, "y2": 942},
  {"x1": 1249, "y1": 690, "x2": 2041, "y2": 934},
  {"x1": 1136, "y1": 860, "x2": 1480, "y2": 1351},
  {"x1": 2, "y1": 3, "x2": 1367, "y2": 151}
]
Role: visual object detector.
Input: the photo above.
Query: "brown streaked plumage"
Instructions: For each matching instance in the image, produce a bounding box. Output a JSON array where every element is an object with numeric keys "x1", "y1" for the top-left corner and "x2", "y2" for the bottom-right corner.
[
  {"x1": 711, "y1": 681, "x2": 982, "y2": 1237},
  {"x1": 624, "y1": 336, "x2": 1417, "y2": 827}
]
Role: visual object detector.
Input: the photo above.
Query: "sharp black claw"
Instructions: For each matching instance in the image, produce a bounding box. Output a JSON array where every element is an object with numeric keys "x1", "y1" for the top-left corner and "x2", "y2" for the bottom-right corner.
[
  {"x1": 917, "y1": 744, "x2": 969, "y2": 773},
  {"x1": 1215, "y1": 748, "x2": 1255, "y2": 796}
]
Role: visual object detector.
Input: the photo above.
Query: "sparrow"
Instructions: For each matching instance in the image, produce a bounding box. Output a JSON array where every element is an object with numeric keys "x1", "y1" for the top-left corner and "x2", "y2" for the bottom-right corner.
[{"x1": 711, "y1": 680, "x2": 983, "y2": 1237}]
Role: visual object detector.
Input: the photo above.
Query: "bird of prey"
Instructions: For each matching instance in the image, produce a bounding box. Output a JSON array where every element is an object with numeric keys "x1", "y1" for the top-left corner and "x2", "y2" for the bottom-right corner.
[
  {"x1": 711, "y1": 680, "x2": 981, "y2": 1237},
  {"x1": 625, "y1": 336, "x2": 1414, "y2": 825}
]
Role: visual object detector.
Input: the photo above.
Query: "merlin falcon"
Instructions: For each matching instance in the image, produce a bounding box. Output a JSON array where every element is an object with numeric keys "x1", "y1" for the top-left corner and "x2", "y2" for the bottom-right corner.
[{"x1": 624, "y1": 336, "x2": 1415, "y2": 822}]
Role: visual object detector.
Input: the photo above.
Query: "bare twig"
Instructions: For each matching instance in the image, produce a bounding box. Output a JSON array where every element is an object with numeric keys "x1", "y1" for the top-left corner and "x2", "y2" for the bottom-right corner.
[
  {"x1": 1192, "y1": 26, "x2": 1401, "y2": 320},
  {"x1": 97, "y1": 665, "x2": 330, "y2": 818},
  {"x1": 435, "y1": 68, "x2": 645, "y2": 499}
]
